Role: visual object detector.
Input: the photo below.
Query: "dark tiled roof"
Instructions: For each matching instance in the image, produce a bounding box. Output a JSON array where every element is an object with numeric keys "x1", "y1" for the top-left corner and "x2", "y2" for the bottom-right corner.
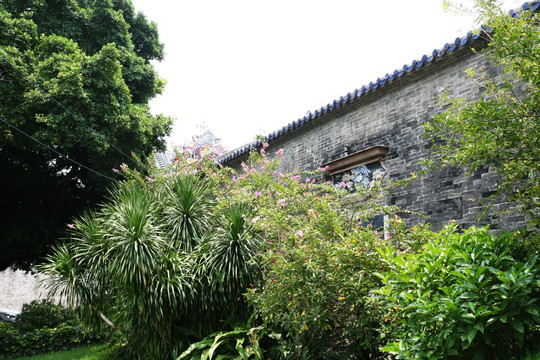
[{"x1": 219, "y1": 1, "x2": 539, "y2": 164}]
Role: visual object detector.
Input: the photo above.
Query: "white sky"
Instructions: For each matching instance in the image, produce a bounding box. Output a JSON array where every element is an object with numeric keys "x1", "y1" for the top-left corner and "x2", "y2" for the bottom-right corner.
[{"x1": 129, "y1": 0, "x2": 523, "y2": 151}]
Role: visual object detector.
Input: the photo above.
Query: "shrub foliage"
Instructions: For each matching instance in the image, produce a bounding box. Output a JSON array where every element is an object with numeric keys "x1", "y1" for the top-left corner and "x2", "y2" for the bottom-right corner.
[
  {"x1": 0, "y1": 300, "x2": 97, "y2": 359},
  {"x1": 377, "y1": 226, "x2": 540, "y2": 359}
]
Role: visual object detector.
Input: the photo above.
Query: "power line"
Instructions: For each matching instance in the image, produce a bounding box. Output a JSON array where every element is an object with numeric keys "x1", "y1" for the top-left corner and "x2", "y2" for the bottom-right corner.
[
  {"x1": 0, "y1": 115, "x2": 117, "y2": 182},
  {"x1": 0, "y1": 50, "x2": 143, "y2": 169}
]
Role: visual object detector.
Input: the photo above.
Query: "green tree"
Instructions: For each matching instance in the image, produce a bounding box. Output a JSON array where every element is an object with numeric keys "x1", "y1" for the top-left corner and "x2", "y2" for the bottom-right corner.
[
  {"x1": 0, "y1": 0, "x2": 172, "y2": 269},
  {"x1": 425, "y1": 0, "x2": 540, "y2": 226}
]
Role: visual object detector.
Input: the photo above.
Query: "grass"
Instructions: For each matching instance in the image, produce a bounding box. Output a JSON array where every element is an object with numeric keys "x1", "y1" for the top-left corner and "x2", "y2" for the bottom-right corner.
[{"x1": 12, "y1": 344, "x2": 115, "y2": 360}]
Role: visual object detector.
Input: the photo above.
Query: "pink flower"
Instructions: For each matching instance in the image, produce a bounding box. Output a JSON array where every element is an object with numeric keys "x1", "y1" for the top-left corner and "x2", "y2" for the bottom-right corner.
[
  {"x1": 297, "y1": 230, "x2": 303, "y2": 238},
  {"x1": 275, "y1": 148, "x2": 284, "y2": 156},
  {"x1": 277, "y1": 199, "x2": 286, "y2": 207},
  {"x1": 305, "y1": 178, "x2": 310, "y2": 183},
  {"x1": 251, "y1": 216, "x2": 260, "y2": 224},
  {"x1": 120, "y1": 163, "x2": 128, "y2": 171},
  {"x1": 317, "y1": 165, "x2": 330, "y2": 171},
  {"x1": 263, "y1": 142, "x2": 269, "y2": 149},
  {"x1": 67, "y1": 224, "x2": 75, "y2": 229},
  {"x1": 339, "y1": 181, "x2": 347, "y2": 188},
  {"x1": 291, "y1": 175, "x2": 301, "y2": 181},
  {"x1": 145, "y1": 176, "x2": 155, "y2": 182},
  {"x1": 260, "y1": 148, "x2": 266, "y2": 154},
  {"x1": 112, "y1": 168, "x2": 119, "y2": 173},
  {"x1": 261, "y1": 165, "x2": 267, "y2": 170},
  {"x1": 254, "y1": 191, "x2": 262, "y2": 197}
]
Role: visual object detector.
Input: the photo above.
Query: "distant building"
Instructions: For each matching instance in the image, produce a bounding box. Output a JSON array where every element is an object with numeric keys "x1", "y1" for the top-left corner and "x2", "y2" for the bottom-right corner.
[
  {"x1": 155, "y1": 124, "x2": 226, "y2": 169},
  {"x1": 154, "y1": 152, "x2": 170, "y2": 169}
]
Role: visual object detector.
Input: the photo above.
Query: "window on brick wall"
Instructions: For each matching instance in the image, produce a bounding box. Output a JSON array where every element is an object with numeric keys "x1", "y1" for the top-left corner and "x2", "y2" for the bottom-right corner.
[{"x1": 322, "y1": 145, "x2": 389, "y2": 234}]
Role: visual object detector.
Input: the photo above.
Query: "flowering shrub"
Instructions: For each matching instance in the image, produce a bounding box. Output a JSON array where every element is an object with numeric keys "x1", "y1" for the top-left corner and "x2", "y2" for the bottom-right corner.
[{"x1": 219, "y1": 147, "x2": 405, "y2": 358}]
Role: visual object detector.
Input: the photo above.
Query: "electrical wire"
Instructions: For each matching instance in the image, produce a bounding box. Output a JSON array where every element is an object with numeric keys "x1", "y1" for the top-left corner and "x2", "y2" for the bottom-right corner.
[
  {"x1": 0, "y1": 115, "x2": 117, "y2": 182},
  {"x1": 0, "y1": 50, "x2": 143, "y2": 169}
]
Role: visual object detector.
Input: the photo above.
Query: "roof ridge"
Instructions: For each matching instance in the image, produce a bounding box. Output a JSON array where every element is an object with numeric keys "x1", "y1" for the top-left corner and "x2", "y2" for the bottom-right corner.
[{"x1": 219, "y1": 1, "x2": 539, "y2": 164}]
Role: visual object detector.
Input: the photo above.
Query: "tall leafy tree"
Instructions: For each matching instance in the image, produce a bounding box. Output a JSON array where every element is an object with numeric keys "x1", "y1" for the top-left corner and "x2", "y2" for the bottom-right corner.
[
  {"x1": 0, "y1": 0, "x2": 172, "y2": 269},
  {"x1": 425, "y1": 0, "x2": 540, "y2": 226}
]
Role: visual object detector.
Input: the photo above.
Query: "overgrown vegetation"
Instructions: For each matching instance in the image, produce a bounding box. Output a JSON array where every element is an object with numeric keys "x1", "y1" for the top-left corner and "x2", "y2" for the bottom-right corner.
[
  {"x1": 40, "y1": 156, "x2": 263, "y2": 359},
  {"x1": 0, "y1": 300, "x2": 101, "y2": 359},
  {"x1": 41, "y1": 143, "x2": 540, "y2": 359},
  {"x1": 377, "y1": 226, "x2": 540, "y2": 359},
  {"x1": 36, "y1": 1, "x2": 540, "y2": 359}
]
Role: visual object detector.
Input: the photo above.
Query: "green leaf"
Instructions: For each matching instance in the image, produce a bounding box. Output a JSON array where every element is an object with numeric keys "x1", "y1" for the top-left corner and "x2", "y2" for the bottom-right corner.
[
  {"x1": 467, "y1": 328, "x2": 477, "y2": 347},
  {"x1": 510, "y1": 319, "x2": 524, "y2": 334}
]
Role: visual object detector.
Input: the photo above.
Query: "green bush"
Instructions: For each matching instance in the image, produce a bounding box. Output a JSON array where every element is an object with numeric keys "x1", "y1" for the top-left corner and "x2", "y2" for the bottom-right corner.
[
  {"x1": 14, "y1": 300, "x2": 76, "y2": 332},
  {"x1": 0, "y1": 321, "x2": 86, "y2": 358},
  {"x1": 377, "y1": 226, "x2": 540, "y2": 359},
  {"x1": 0, "y1": 300, "x2": 99, "y2": 359}
]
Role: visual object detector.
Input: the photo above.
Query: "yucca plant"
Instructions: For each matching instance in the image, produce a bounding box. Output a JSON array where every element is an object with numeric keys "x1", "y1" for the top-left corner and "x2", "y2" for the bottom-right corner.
[
  {"x1": 41, "y1": 181, "x2": 198, "y2": 359},
  {"x1": 206, "y1": 204, "x2": 261, "y2": 299},
  {"x1": 41, "y1": 166, "x2": 266, "y2": 359},
  {"x1": 174, "y1": 203, "x2": 262, "y2": 338},
  {"x1": 162, "y1": 174, "x2": 216, "y2": 252}
]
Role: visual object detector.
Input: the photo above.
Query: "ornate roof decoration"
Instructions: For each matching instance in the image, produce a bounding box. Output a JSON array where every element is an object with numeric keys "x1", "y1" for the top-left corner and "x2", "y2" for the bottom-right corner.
[{"x1": 218, "y1": 1, "x2": 539, "y2": 164}]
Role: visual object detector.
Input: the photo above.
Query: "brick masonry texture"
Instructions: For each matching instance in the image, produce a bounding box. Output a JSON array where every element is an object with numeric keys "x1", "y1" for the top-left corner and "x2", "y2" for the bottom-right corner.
[{"x1": 226, "y1": 46, "x2": 527, "y2": 231}]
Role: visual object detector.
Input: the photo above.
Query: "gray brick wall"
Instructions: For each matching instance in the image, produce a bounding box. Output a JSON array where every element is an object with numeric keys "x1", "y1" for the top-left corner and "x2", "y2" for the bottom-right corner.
[{"x1": 226, "y1": 45, "x2": 526, "y2": 231}]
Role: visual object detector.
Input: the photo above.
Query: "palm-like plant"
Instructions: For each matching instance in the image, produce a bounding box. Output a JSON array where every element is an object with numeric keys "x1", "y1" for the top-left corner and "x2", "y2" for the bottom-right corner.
[
  {"x1": 41, "y1": 211, "x2": 112, "y2": 330},
  {"x1": 162, "y1": 175, "x2": 216, "y2": 252},
  {"x1": 201, "y1": 203, "x2": 262, "y2": 325},
  {"x1": 41, "y1": 181, "x2": 198, "y2": 359},
  {"x1": 41, "y1": 174, "x2": 264, "y2": 359}
]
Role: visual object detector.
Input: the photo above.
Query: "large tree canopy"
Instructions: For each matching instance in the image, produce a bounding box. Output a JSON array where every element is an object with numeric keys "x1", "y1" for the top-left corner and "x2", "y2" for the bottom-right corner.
[{"x1": 0, "y1": 0, "x2": 172, "y2": 270}]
